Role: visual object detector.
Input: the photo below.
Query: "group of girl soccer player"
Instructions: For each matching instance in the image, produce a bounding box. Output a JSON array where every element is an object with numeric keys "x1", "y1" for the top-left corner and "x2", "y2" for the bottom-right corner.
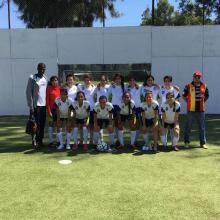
[{"x1": 46, "y1": 73, "x2": 181, "y2": 152}]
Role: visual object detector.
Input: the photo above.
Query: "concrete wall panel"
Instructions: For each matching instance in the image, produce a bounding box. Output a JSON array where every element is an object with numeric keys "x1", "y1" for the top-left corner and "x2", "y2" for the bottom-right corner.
[
  {"x1": 152, "y1": 26, "x2": 203, "y2": 57},
  {"x1": 11, "y1": 29, "x2": 57, "y2": 59},
  {"x1": 203, "y1": 57, "x2": 220, "y2": 114},
  {"x1": 204, "y1": 26, "x2": 220, "y2": 56},
  {"x1": 0, "y1": 30, "x2": 10, "y2": 58},
  {"x1": 0, "y1": 59, "x2": 13, "y2": 115},
  {"x1": 57, "y1": 28, "x2": 103, "y2": 64},
  {"x1": 104, "y1": 26, "x2": 151, "y2": 64}
]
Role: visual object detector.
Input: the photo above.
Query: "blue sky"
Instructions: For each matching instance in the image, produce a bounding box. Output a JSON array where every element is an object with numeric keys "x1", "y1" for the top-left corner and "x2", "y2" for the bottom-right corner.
[{"x1": 0, "y1": 0, "x2": 178, "y2": 29}]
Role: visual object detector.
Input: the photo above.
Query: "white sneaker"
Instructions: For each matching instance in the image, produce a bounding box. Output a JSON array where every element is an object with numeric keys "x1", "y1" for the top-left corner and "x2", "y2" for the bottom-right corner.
[
  {"x1": 66, "y1": 144, "x2": 71, "y2": 150},
  {"x1": 142, "y1": 146, "x2": 147, "y2": 151},
  {"x1": 57, "y1": 144, "x2": 64, "y2": 150}
]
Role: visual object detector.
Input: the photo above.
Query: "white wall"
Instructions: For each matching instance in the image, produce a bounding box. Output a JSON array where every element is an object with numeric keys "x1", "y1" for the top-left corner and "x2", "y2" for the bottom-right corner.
[{"x1": 0, "y1": 26, "x2": 219, "y2": 115}]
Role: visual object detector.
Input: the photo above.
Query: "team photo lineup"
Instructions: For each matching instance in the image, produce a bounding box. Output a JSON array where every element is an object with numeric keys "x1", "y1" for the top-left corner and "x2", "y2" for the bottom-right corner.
[{"x1": 26, "y1": 63, "x2": 209, "y2": 153}]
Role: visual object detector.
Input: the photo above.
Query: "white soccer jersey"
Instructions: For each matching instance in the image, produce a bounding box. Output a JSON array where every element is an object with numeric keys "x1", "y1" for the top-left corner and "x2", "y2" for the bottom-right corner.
[
  {"x1": 65, "y1": 85, "x2": 77, "y2": 102},
  {"x1": 55, "y1": 97, "x2": 72, "y2": 119},
  {"x1": 161, "y1": 101, "x2": 181, "y2": 124},
  {"x1": 94, "y1": 84, "x2": 110, "y2": 102},
  {"x1": 94, "y1": 102, "x2": 113, "y2": 119},
  {"x1": 141, "y1": 100, "x2": 159, "y2": 119},
  {"x1": 119, "y1": 100, "x2": 136, "y2": 116},
  {"x1": 159, "y1": 86, "x2": 180, "y2": 105},
  {"x1": 72, "y1": 100, "x2": 90, "y2": 119},
  {"x1": 141, "y1": 85, "x2": 160, "y2": 101},
  {"x1": 33, "y1": 75, "x2": 48, "y2": 106},
  {"x1": 126, "y1": 85, "x2": 142, "y2": 108},
  {"x1": 108, "y1": 84, "x2": 124, "y2": 106},
  {"x1": 77, "y1": 84, "x2": 96, "y2": 110}
]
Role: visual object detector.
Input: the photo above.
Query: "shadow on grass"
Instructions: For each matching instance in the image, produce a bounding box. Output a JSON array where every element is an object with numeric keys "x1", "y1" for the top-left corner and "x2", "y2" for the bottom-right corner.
[{"x1": 0, "y1": 115, "x2": 220, "y2": 159}]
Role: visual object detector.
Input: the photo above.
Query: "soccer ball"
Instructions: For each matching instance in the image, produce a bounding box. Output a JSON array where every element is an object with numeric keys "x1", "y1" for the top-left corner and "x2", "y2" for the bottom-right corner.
[{"x1": 96, "y1": 141, "x2": 109, "y2": 152}]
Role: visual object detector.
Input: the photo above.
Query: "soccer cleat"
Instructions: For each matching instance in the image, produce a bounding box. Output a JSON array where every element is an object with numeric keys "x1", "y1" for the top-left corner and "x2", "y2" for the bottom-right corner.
[
  {"x1": 83, "y1": 144, "x2": 88, "y2": 151},
  {"x1": 130, "y1": 144, "x2": 137, "y2": 150},
  {"x1": 153, "y1": 146, "x2": 158, "y2": 152},
  {"x1": 201, "y1": 144, "x2": 208, "y2": 149},
  {"x1": 57, "y1": 144, "x2": 64, "y2": 150},
  {"x1": 66, "y1": 144, "x2": 71, "y2": 150},
  {"x1": 72, "y1": 144, "x2": 78, "y2": 150},
  {"x1": 173, "y1": 146, "x2": 179, "y2": 151},
  {"x1": 184, "y1": 142, "x2": 189, "y2": 148},
  {"x1": 142, "y1": 145, "x2": 147, "y2": 151},
  {"x1": 48, "y1": 142, "x2": 54, "y2": 147}
]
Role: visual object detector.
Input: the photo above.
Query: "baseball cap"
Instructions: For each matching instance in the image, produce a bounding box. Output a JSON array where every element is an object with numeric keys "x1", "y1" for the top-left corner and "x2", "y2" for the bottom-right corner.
[{"x1": 193, "y1": 71, "x2": 202, "y2": 77}]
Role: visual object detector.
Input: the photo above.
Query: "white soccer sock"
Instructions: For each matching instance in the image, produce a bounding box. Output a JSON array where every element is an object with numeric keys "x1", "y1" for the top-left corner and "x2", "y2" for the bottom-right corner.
[
  {"x1": 93, "y1": 132, "x2": 100, "y2": 144},
  {"x1": 73, "y1": 127, "x2": 78, "y2": 144},
  {"x1": 57, "y1": 132, "x2": 63, "y2": 146},
  {"x1": 172, "y1": 131, "x2": 179, "y2": 146},
  {"x1": 143, "y1": 133, "x2": 149, "y2": 146},
  {"x1": 109, "y1": 133, "x2": 115, "y2": 145},
  {"x1": 161, "y1": 135, "x2": 167, "y2": 146},
  {"x1": 48, "y1": 127, "x2": 53, "y2": 143},
  {"x1": 83, "y1": 127, "x2": 88, "y2": 144},
  {"x1": 131, "y1": 131, "x2": 136, "y2": 145},
  {"x1": 135, "y1": 130, "x2": 140, "y2": 142},
  {"x1": 66, "y1": 132, "x2": 72, "y2": 146},
  {"x1": 32, "y1": 134, "x2": 37, "y2": 145},
  {"x1": 118, "y1": 130, "x2": 124, "y2": 145},
  {"x1": 99, "y1": 129, "x2": 104, "y2": 141}
]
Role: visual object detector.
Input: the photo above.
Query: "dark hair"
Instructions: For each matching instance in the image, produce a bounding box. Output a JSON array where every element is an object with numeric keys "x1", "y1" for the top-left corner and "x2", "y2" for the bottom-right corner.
[
  {"x1": 114, "y1": 73, "x2": 125, "y2": 93},
  {"x1": 145, "y1": 91, "x2": 153, "y2": 98},
  {"x1": 60, "y1": 87, "x2": 68, "y2": 95},
  {"x1": 166, "y1": 92, "x2": 174, "y2": 99},
  {"x1": 143, "y1": 75, "x2": 155, "y2": 86},
  {"x1": 66, "y1": 73, "x2": 76, "y2": 82},
  {"x1": 99, "y1": 95, "x2": 107, "y2": 102},
  {"x1": 164, "y1": 75, "x2": 173, "y2": 82},
  {"x1": 37, "y1": 63, "x2": 46, "y2": 68},
  {"x1": 97, "y1": 75, "x2": 109, "y2": 90},
  {"x1": 75, "y1": 91, "x2": 86, "y2": 101},
  {"x1": 49, "y1": 75, "x2": 58, "y2": 86},
  {"x1": 83, "y1": 74, "x2": 92, "y2": 81},
  {"x1": 123, "y1": 92, "x2": 132, "y2": 115},
  {"x1": 129, "y1": 76, "x2": 139, "y2": 89}
]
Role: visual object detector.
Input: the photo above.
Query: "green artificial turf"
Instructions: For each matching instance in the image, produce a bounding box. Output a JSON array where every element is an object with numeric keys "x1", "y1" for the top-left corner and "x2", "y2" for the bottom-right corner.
[{"x1": 0, "y1": 115, "x2": 220, "y2": 220}]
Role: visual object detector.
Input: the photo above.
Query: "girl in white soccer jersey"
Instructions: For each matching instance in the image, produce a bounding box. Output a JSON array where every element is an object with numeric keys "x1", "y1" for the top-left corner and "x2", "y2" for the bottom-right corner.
[
  {"x1": 64, "y1": 73, "x2": 77, "y2": 102},
  {"x1": 93, "y1": 96, "x2": 115, "y2": 148},
  {"x1": 117, "y1": 92, "x2": 136, "y2": 149},
  {"x1": 55, "y1": 88, "x2": 72, "y2": 150},
  {"x1": 93, "y1": 75, "x2": 110, "y2": 141},
  {"x1": 141, "y1": 75, "x2": 160, "y2": 101},
  {"x1": 126, "y1": 77, "x2": 142, "y2": 143},
  {"x1": 93, "y1": 75, "x2": 110, "y2": 102},
  {"x1": 159, "y1": 75, "x2": 180, "y2": 105},
  {"x1": 71, "y1": 91, "x2": 90, "y2": 151},
  {"x1": 108, "y1": 74, "x2": 125, "y2": 142},
  {"x1": 160, "y1": 92, "x2": 181, "y2": 151},
  {"x1": 77, "y1": 74, "x2": 95, "y2": 144},
  {"x1": 141, "y1": 91, "x2": 159, "y2": 152}
]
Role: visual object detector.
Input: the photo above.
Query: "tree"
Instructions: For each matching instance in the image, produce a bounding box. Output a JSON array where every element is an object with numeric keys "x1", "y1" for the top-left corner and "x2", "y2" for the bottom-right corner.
[
  {"x1": 141, "y1": 0, "x2": 175, "y2": 26},
  {"x1": 177, "y1": 0, "x2": 214, "y2": 25},
  {"x1": 12, "y1": 0, "x2": 122, "y2": 28}
]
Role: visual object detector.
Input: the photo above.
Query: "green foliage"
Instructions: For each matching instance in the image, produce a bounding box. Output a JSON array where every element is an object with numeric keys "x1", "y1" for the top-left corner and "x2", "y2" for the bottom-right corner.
[
  {"x1": 12, "y1": 0, "x2": 122, "y2": 28},
  {"x1": 141, "y1": 0, "x2": 175, "y2": 26},
  {"x1": 141, "y1": 0, "x2": 220, "y2": 26}
]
